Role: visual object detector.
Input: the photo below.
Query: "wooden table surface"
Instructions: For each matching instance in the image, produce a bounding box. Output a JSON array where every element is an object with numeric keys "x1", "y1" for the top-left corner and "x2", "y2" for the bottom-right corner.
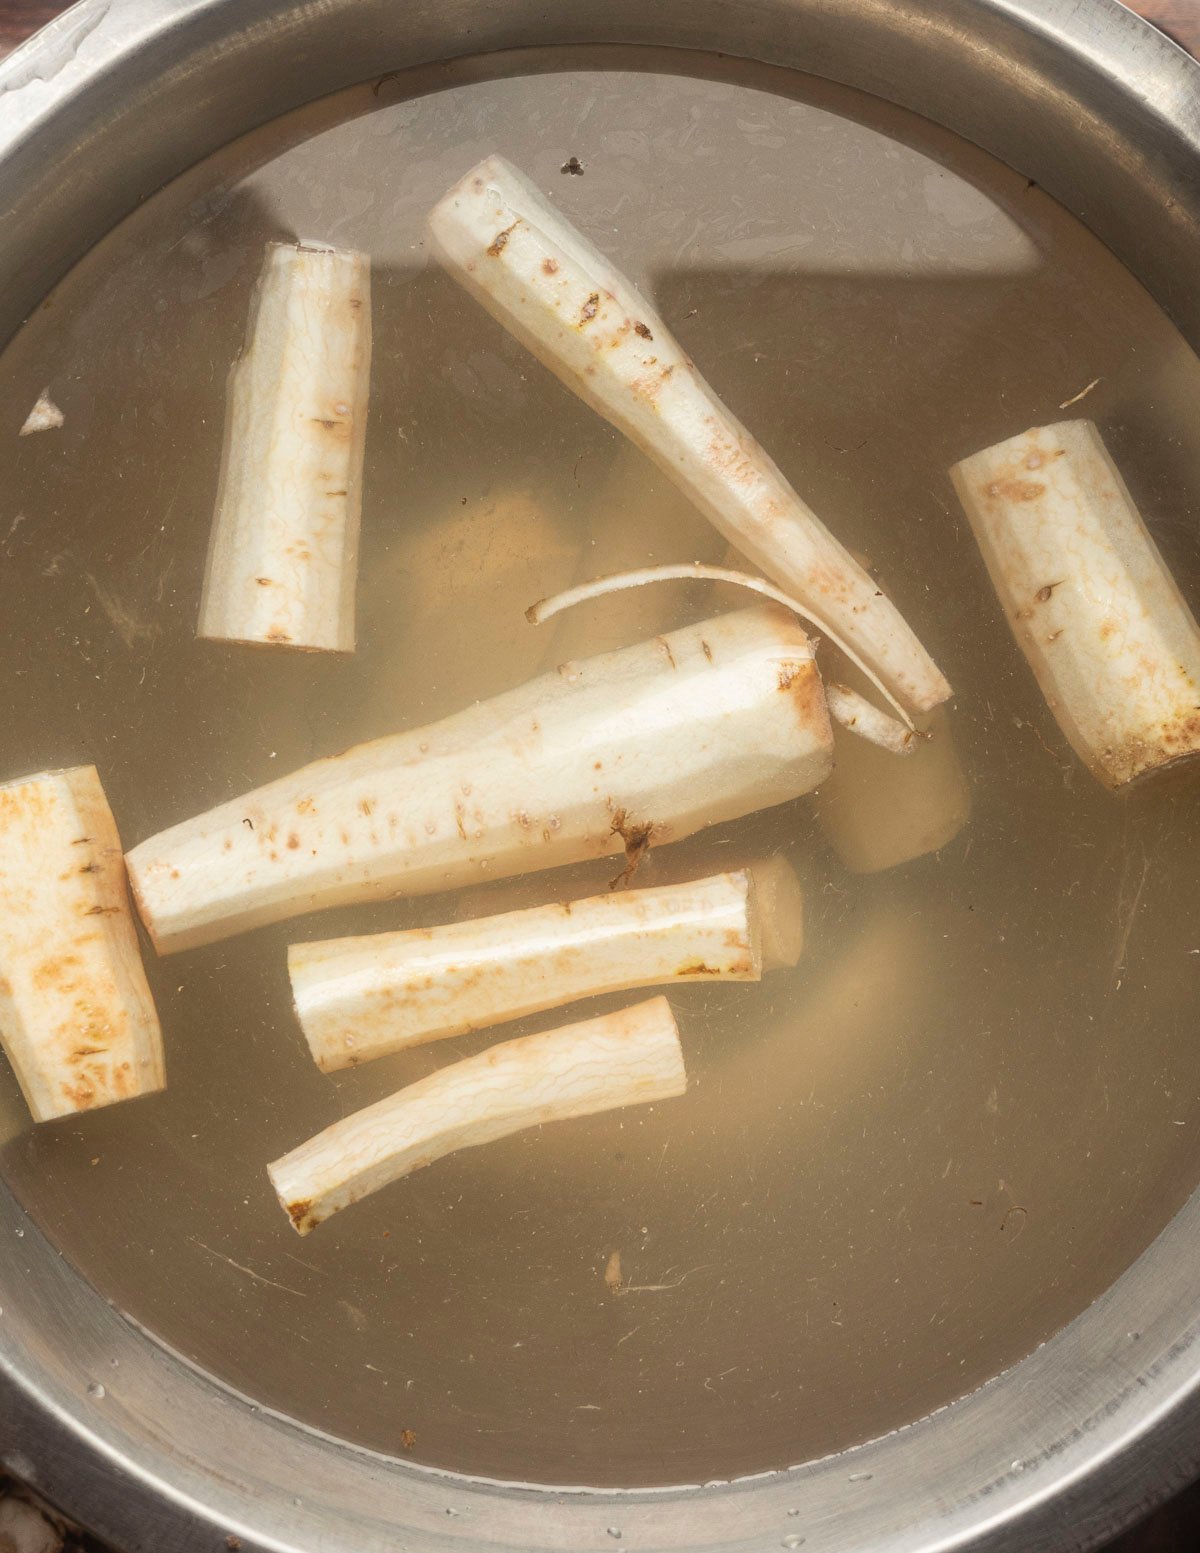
[{"x1": 0, "y1": 0, "x2": 1197, "y2": 56}]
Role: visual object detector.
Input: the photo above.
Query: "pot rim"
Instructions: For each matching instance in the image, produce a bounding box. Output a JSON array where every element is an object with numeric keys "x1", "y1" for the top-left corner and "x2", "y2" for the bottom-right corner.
[{"x1": 2, "y1": 3, "x2": 1200, "y2": 1550}]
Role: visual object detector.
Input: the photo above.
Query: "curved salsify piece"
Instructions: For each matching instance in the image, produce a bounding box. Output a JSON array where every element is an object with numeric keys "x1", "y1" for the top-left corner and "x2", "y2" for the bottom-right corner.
[{"x1": 428, "y1": 153, "x2": 951, "y2": 717}]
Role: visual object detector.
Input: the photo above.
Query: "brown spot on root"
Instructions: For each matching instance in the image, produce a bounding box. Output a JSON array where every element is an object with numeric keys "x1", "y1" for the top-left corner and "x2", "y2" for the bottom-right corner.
[
  {"x1": 70, "y1": 837, "x2": 91, "y2": 846},
  {"x1": 61, "y1": 1077, "x2": 98, "y2": 1109},
  {"x1": 83, "y1": 905, "x2": 120, "y2": 917},
  {"x1": 1035, "y1": 581, "x2": 1065, "y2": 603},
  {"x1": 78, "y1": 861, "x2": 100, "y2": 874},
  {"x1": 580, "y1": 292, "x2": 600, "y2": 323},
  {"x1": 700, "y1": 639, "x2": 713, "y2": 662},
  {"x1": 487, "y1": 220, "x2": 519, "y2": 257},
  {"x1": 542, "y1": 257, "x2": 559, "y2": 275},
  {"x1": 609, "y1": 809, "x2": 655, "y2": 889},
  {"x1": 266, "y1": 628, "x2": 292, "y2": 643},
  {"x1": 360, "y1": 798, "x2": 375, "y2": 817},
  {"x1": 657, "y1": 637, "x2": 677, "y2": 669},
  {"x1": 297, "y1": 798, "x2": 315, "y2": 814},
  {"x1": 70, "y1": 1046, "x2": 108, "y2": 1061},
  {"x1": 400, "y1": 1428, "x2": 417, "y2": 1451},
  {"x1": 985, "y1": 477, "x2": 1046, "y2": 503},
  {"x1": 634, "y1": 321, "x2": 653, "y2": 339},
  {"x1": 782, "y1": 659, "x2": 825, "y2": 731},
  {"x1": 455, "y1": 804, "x2": 468, "y2": 841},
  {"x1": 676, "y1": 961, "x2": 719, "y2": 976},
  {"x1": 286, "y1": 1199, "x2": 315, "y2": 1232},
  {"x1": 777, "y1": 661, "x2": 804, "y2": 691},
  {"x1": 286, "y1": 833, "x2": 300, "y2": 850},
  {"x1": 1094, "y1": 709, "x2": 1200, "y2": 787},
  {"x1": 255, "y1": 577, "x2": 272, "y2": 587},
  {"x1": 33, "y1": 955, "x2": 81, "y2": 989}
]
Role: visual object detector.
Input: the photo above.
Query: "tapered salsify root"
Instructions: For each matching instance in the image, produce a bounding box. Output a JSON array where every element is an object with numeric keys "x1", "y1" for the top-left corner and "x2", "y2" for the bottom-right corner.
[{"x1": 268, "y1": 998, "x2": 687, "y2": 1234}]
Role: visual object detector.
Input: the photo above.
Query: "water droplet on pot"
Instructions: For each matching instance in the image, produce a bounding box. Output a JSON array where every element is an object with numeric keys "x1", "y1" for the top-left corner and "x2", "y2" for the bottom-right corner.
[{"x1": 87, "y1": 1382, "x2": 106, "y2": 1400}]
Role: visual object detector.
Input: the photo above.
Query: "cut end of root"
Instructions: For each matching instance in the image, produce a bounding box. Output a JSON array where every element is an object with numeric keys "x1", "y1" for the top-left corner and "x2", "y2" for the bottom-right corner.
[{"x1": 826, "y1": 682, "x2": 920, "y2": 756}]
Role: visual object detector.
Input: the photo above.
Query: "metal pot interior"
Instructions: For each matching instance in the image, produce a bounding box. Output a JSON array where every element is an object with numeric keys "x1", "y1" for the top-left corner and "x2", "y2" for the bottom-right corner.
[{"x1": 1, "y1": 3, "x2": 1200, "y2": 1551}]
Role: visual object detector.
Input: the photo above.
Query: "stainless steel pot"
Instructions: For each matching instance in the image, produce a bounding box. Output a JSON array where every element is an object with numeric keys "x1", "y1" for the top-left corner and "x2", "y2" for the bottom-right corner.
[{"x1": 2, "y1": 2, "x2": 1200, "y2": 1549}]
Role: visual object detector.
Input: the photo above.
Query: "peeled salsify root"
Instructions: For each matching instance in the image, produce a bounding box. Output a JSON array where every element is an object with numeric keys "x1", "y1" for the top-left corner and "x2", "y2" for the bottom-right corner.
[
  {"x1": 528, "y1": 562, "x2": 917, "y2": 731},
  {"x1": 824, "y1": 683, "x2": 919, "y2": 757},
  {"x1": 290, "y1": 869, "x2": 758, "y2": 1072},
  {"x1": 0, "y1": 767, "x2": 164, "y2": 1122},
  {"x1": 197, "y1": 242, "x2": 371, "y2": 653},
  {"x1": 428, "y1": 155, "x2": 950, "y2": 716},
  {"x1": 452, "y1": 852, "x2": 805, "y2": 973},
  {"x1": 951, "y1": 419, "x2": 1200, "y2": 788},
  {"x1": 126, "y1": 605, "x2": 833, "y2": 954},
  {"x1": 268, "y1": 996, "x2": 686, "y2": 1234}
]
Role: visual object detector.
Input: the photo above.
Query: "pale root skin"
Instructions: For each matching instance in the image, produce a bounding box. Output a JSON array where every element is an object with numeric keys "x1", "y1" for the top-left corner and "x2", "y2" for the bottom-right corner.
[
  {"x1": 268, "y1": 997, "x2": 686, "y2": 1234},
  {"x1": 126, "y1": 605, "x2": 833, "y2": 954},
  {"x1": 528, "y1": 563, "x2": 915, "y2": 727},
  {"x1": 451, "y1": 853, "x2": 803, "y2": 974},
  {"x1": 951, "y1": 419, "x2": 1200, "y2": 789},
  {"x1": 197, "y1": 243, "x2": 371, "y2": 653},
  {"x1": 824, "y1": 683, "x2": 918, "y2": 756},
  {"x1": 428, "y1": 156, "x2": 950, "y2": 716},
  {"x1": 0, "y1": 767, "x2": 164, "y2": 1122},
  {"x1": 290, "y1": 869, "x2": 758, "y2": 1072}
]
